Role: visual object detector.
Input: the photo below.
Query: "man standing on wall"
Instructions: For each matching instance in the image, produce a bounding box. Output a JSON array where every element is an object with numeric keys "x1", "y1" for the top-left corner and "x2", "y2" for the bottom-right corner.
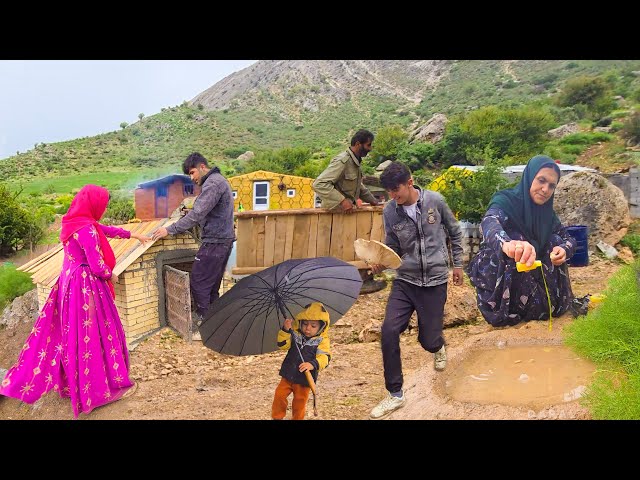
[
  {"x1": 312, "y1": 129, "x2": 380, "y2": 212},
  {"x1": 152, "y1": 152, "x2": 235, "y2": 327}
]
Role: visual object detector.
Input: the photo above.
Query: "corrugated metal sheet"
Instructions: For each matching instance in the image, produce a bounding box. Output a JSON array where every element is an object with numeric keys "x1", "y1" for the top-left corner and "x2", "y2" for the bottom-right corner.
[{"x1": 18, "y1": 218, "x2": 179, "y2": 288}]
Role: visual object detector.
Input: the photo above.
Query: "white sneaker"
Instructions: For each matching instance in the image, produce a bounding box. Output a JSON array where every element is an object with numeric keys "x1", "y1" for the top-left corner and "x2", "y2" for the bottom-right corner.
[
  {"x1": 370, "y1": 392, "x2": 406, "y2": 419},
  {"x1": 434, "y1": 344, "x2": 447, "y2": 371}
]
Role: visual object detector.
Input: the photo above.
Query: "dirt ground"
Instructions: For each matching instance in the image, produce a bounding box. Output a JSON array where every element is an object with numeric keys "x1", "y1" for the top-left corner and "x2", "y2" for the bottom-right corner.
[{"x1": 0, "y1": 254, "x2": 628, "y2": 420}]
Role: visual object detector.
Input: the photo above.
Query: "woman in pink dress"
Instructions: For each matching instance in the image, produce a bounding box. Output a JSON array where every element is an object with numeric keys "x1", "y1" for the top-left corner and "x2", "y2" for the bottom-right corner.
[{"x1": 0, "y1": 185, "x2": 150, "y2": 418}]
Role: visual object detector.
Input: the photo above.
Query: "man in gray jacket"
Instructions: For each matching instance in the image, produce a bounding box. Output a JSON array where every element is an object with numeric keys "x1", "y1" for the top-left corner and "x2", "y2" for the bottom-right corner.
[
  {"x1": 312, "y1": 129, "x2": 379, "y2": 212},
  {"x1": 152, "y1": 152, "x2": 235, "y2": 322},
  {"x1": 369, "y1": 161, "x2": 464, "y2": 419}
]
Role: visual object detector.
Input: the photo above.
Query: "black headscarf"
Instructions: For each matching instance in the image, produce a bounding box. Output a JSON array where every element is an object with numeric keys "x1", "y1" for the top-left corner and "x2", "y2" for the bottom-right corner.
[{"x1": 488, "y1": 155, "x2": 561, "y2": 253}]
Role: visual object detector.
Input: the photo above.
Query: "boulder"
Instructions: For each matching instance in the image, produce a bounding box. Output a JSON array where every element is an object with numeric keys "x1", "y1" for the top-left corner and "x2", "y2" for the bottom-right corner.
[{"x1": 554, "y1": 171, "x2": 631, "y2": 247}]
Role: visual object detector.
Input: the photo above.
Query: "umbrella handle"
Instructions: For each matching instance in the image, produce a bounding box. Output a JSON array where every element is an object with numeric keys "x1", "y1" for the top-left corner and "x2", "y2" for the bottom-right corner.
[
  {"x1": 305, "y1": 371, "x2": 319, "y2": 417},
  {"x1": 305, "y1": 370, "x2": 317, "y2": 395}
]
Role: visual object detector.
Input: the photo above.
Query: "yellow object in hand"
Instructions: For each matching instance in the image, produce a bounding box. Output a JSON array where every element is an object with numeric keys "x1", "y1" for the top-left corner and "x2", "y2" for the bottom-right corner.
[{"x1": 516, "y1": 260, "x2": 542, "y2": 272}]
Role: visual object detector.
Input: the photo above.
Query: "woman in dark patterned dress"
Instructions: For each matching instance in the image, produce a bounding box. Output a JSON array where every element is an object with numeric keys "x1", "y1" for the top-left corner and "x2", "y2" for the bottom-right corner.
[{"x1": 467, "y1": 155, "x2": 577, "y2": 327}]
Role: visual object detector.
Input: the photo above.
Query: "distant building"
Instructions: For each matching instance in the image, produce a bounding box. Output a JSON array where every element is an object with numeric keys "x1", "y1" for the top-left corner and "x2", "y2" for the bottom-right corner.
[
  {"x1": 228, "y1": 170, "x2": 316, "y2": 211},
  {"x1": 134, "y1": 175, "x2": 201, "y2": 220}
]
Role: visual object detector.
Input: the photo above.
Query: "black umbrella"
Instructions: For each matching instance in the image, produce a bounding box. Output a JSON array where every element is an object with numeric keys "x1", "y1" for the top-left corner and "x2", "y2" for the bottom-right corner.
[
  {"x1": 200, "y1": 256, "x2": 362, "y2": 356},
  {"x1": 199, "y1": 256, "x2": 363, "y2": 416}
]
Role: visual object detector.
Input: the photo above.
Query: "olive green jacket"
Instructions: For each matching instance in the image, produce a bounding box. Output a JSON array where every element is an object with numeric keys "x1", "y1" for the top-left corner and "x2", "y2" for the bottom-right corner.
[{"x1": 312, "y1": 149, "x2": 378, "y2": 209}]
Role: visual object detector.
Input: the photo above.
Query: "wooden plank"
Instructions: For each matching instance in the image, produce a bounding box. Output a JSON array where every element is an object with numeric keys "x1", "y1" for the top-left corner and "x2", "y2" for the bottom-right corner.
[
  {"x1": 263, "y1": 215, "x2": 276, "y2": 267},
  {"x1": 18, "y1": 245, "x2": 63, "y2": 272},
  {"x1": 273, "y1": 216, "x2": 287, "y2": 264},
  {"x1": 233, "y1": 260, "x2": 369, "y2": 275},
  {"x1": 235, "y1": 205, "x2": 383, "y2": 218},
  {"x1": 342, "y1": 213, "x2": 358, "y2": 261},
  {"x1": 356, "y1": 211, "x2": 373, "y2": 241},
  {"x1": 307, "y1": 214, "x2": 318, "y2": 258},
  {"x1": 291, "y1": 215, "x2": 311, "y2": 259},
  {"x1": 236, "y1": 217, "x2": 252, "y2": 267},
  {"x1": 371, "y1": 211, "x2": 384, "y2": 242},
  {"x1": 329, "y1": 213, "x2": 344, "y2": 259},
  {"x1": 246, "y1": 217, "x2": 258, "y2": 267},
  {"x1": 283, "y1": 215, "x2": 296, "y2": 261},
  {"x1": 316, "y1": 213, "x2": 332, "y2": 257},
  {"x1": 255, "y1": 216, "x2": 266, "y2": 267}
]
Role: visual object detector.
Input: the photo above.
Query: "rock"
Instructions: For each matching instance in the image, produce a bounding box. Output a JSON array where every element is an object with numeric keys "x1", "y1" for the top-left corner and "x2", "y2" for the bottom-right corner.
[
  {"x1": 410, "y1": 113, "x2": 448, "y2": 144},
  {"x1": 0, "y1": 289, "x2": 38, "y2": 329},
  {"x1": 596, "y1": 241, "x2": 618, "y2": 259},
  {"x1": 548, "y1": 123, "x2": 580, "y2": 139},
  {"x1": 333, "y1": 318, "x2": 352, "y2": 327},
  {"x1": 358, "y1": 321, "x2": 382, "y2": 343},
  {"x1": 236, "y1": 151, "x2": 255, "y2": 162},
  {"x1": 554, "y1": 171, "x2": 631, "y2": 246},
  {"x1": 0, "y1": 367, "x2": 7, "y2": 380}
]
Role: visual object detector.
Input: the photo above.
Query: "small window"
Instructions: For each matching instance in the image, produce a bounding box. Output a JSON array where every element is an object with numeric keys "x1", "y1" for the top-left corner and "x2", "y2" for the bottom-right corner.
[
  {"x1": 287, "y1": 189, "x2": 296, "y2": 198},
  {"x1": 183, "y1": 184, "x2": 195, "y2": 195},
  {"x1": 232, "y1": 191, "x2": 237, "y2": 199}
]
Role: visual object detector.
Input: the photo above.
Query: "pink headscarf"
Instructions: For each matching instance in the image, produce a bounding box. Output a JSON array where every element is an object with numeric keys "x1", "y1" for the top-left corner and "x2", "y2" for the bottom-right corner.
[{"x1": 60, "y1": 185, "x2": 116, "y2": 296}]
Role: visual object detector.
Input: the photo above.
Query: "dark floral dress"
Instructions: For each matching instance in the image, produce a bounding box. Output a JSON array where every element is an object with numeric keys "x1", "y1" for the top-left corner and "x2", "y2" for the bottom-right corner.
[{"x1": 467, "y1": 207, "x2": 577, "y2": 327}]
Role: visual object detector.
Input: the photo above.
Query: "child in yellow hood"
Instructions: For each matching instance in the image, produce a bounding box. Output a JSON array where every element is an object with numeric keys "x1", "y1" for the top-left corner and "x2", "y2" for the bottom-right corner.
[{"x1": 271, "y1": 302, "x2": 332, "y2": 420}]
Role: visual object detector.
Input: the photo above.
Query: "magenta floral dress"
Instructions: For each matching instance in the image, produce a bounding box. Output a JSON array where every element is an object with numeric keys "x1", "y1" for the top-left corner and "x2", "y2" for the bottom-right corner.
[{"x1": 0, "y1": 224, "x2": 134, "y2": 417}]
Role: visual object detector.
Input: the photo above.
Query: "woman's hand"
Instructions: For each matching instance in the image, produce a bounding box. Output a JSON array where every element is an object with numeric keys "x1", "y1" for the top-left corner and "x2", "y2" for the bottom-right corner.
[
  {"x1": 110, "y1": 273, "x2": 119, "y2": 284},
  {"x1": 299, "y1": 362, "x2": 315, "y2": 372},
  {"x1": 550, "y1": 246, "x2": 567, "y2": 266},
  {"x1": 132, "y1": 233, "x2": 152, "y2": 245},
  {"x1": 502, "y1": 240, "x2": 537, "y2": 267}
]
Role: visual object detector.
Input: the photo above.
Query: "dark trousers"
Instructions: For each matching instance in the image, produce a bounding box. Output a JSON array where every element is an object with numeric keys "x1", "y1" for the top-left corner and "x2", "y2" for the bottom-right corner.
[
  {"x1": 381, "y1": 280, "x2": 448, "y2": 394},
  {"x1": 190, "y1": 241, "x2": 233, "y2": 317}
]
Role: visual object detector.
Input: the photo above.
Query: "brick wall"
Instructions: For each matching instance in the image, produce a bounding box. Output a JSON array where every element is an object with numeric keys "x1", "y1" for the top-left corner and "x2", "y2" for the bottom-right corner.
[{"x1": 35, "y1": 232, "x2": 201, "y2": 347}]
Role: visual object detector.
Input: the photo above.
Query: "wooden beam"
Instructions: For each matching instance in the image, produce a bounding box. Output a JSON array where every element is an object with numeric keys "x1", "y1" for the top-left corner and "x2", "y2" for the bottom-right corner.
[
  {"x1": 234, "y1": 205, "x2": 383, "y2": 218},
  {"x1": 232, "y1": 260, "x2": 370, "y2": 275}
]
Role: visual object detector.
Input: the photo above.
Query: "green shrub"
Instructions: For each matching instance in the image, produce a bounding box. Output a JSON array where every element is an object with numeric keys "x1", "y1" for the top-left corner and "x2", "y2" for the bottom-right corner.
[
  {"x1": 621, "y1": 112, "x2": 640, "y2": 145},
  {"x1": 556, "y1": 75, "x2": 616, "y2": 120},
  {"x1": 558, "y1": 132, "x2": 613, "y2": 145},
  {"x1": 103, "y1": 197, "x2": 135, "y2": 225},
  {"x1": 437, "y1": 160, "x2": 513, "y2": 222},
  {"x1": 620, "y1": 234, "x2": 640, "y2": 255},
  {"x1": 0, "y1": 264, "x2": 35, "y2": 310},
  {"x1": 437, "y1": 105, "x2": 555, "y2": 165}
]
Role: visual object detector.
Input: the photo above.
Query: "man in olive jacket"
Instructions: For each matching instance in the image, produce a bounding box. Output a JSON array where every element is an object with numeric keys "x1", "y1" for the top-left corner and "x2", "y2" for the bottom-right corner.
[{"x1": 312, "y1": 129, "x2": 379, "y2": 213}]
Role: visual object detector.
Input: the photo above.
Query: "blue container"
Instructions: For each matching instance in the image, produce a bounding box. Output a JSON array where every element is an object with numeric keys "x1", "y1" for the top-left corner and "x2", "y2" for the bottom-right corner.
[{"x1": 565, "y1": 225, "x2": 589, "y2": 267}]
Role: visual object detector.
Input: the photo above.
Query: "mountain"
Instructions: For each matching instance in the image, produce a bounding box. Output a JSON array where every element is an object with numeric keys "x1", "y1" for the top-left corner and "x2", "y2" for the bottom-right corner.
[
  {"x1": 2, "y1": 60, "x2": 639, "y2": 194},
  {"x1": 190, "y1": 60, "x2": 452, "y2": 113}
]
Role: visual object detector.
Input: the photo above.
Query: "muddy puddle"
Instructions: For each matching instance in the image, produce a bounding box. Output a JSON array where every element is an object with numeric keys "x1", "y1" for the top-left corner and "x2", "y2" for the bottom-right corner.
[{"x1": 444, "y1": 345, "x2": 595, "y2": 410}]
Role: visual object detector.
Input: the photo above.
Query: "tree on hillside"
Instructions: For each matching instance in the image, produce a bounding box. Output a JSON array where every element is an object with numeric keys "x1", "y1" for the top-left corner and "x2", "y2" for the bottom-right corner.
[
  {"x1": 120, "y1": 122, "x2": 128, "y2": 130},
  {"x1": 437, "y1": 105, "x2": 555, "y2": 166},
  {"x1": 138, "y1": 113, "x2": 144, "y2": 121},
  {"x1": 0, "y1": 185, "x2": 40, "y2": 255},
  {"x1": 556, "y1": 76, "x2": 616, "y2": 120}
]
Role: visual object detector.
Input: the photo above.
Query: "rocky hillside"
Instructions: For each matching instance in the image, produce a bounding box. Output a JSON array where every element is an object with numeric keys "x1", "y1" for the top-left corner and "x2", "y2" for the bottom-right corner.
[
  {"x1": 2, "y1": 60, "x2": 639, "y2": 191},
  {"x1": 190, "y1": 60, "x2": 452, "y2": 112}
]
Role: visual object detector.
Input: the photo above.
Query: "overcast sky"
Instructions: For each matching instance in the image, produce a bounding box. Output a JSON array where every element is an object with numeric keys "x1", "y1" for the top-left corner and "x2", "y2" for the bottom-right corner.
[{"x1": 0, "y1": 60, "x2": 257, "y2": 160}]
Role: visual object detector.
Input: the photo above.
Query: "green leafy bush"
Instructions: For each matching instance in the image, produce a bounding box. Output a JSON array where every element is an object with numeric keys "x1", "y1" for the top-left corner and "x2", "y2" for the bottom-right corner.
[
  {"x1": 0, "y1": 264, "x2": 35, "y2": 310},
  {"x1": 620, "y1": 234, "x2": 640, "y2": 255},
  {"x1": 556, "y1": 76, "x2": 616, "y2": 120},
  {"x1": 437, "y1": 161, "x2": 513, "y2": 222},
  {"x1": 103, "y1": 197, "x2": 135, "y2": 225}
]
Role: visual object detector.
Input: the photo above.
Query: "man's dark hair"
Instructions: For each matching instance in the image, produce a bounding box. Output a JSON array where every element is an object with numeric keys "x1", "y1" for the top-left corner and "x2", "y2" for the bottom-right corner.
[
  {"x1": 183, "y1": 152, "x2": 209, "y2": 174},
  {"x1": 350, "y1": 129, "x2": 374, "y2": 146},
  {"x1": 380, "y1": 161, "x2": 412, "y2": 190}
]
